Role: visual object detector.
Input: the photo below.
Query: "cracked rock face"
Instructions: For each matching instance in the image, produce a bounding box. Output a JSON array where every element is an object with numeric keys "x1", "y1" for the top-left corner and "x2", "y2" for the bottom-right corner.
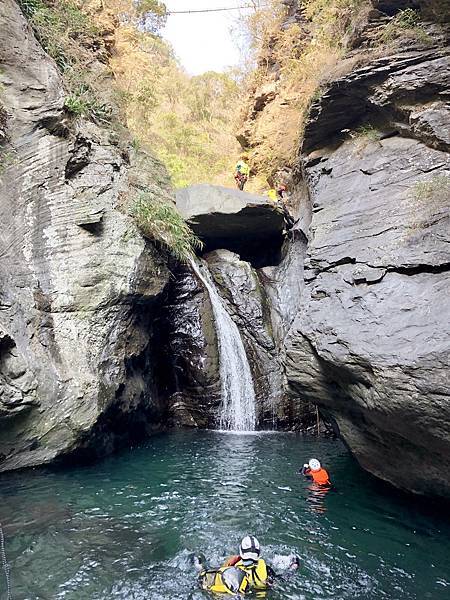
[
  {"x1": 0, "y1": 0, "x2": 169, "y2": 471},
  {"x1": 286, "y1": 38, "x2": 450, "y2": 499}
]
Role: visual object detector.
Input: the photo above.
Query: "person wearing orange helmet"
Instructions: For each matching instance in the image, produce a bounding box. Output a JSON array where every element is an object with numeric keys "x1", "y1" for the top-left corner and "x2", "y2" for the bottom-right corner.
[{"x1": 300, "y1": 458, "x2": 331, "y2": 486}]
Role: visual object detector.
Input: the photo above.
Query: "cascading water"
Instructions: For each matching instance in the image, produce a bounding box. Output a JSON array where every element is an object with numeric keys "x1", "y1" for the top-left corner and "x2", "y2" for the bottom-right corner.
[{"x1": 190, "y1": 260, "x2": 256, "y2": 431}]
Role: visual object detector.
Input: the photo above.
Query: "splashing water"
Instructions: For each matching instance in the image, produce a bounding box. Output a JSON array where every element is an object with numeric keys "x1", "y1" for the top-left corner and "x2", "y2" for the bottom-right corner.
[
  {"x1": 190, "y1": 259, "x2": 256, "y2": 431},
  {"x1": 2, "y1": 432, "x2": 450, "y2": 600}
]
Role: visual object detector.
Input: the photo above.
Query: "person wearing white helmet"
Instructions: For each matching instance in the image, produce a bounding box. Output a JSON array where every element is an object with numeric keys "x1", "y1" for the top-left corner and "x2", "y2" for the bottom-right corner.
[
  {"x1": 221, "y1": 535, "x2": 274, "y2": 591},
  {"x1": 197, "y1": 535, "x2": 299, "y2": 595},
  {"x1": 300, "y1": 458, "x2": 331, "y2": 486}
]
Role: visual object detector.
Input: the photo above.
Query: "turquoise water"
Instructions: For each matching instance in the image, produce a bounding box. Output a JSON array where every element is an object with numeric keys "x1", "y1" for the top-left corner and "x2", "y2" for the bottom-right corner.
[{"x1": 1, "y1": 431, "x2": 449, "y2": 599}]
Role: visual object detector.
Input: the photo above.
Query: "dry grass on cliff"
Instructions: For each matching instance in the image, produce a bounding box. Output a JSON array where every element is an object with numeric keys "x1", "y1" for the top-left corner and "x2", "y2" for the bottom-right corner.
[
  {"x1": 132, "y1": 193, "x2": 203, "y2": 263},
  {"x1": 238, "y1": 0, "x2": 371, "y2": 180},
  {"x1": 238, "y1": 1, "x2": 442, "y2": 182},
  {"x1": 18, "y1": 0, "x2": 115, "y2": 122},
  {"x1": 413, "y1": 176, "x2": 450, "y2": 206},
  {"x1": 19, "y1": 0, "x2": 242, "y2": 188},
  {"x1": 378, "y1": 8, "x2": 432, "y2": 46},
  {"x1": 407, "y1": 175, "x2": 450, "y2": 231}
]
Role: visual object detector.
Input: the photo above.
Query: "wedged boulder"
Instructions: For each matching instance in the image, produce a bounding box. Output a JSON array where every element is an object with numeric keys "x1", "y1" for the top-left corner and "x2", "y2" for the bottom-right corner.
[
  {"x1": 176, "y1": 185, "x2": 285, "y2": 264},
  {"x1": 0, "y1": 0, "x2": 170, "y2": 471}
]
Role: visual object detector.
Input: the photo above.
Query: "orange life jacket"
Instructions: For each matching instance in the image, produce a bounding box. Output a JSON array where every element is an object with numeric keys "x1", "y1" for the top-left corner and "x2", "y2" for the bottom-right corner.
[{"x1": 311, "y1": 467, "x2": 331, "y2": 486}]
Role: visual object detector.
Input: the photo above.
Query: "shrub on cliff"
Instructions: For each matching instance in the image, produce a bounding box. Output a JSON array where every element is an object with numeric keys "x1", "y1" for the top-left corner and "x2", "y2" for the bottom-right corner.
[
  {"x1": 237, "y1": 0, "x2": 370, "y2": 180},
  {"x1": 380, "y1": 9, "x2": 431, "y2": 45},
  {"x1": 132, "y1": 193, "x2": 202, "y2": 263}
]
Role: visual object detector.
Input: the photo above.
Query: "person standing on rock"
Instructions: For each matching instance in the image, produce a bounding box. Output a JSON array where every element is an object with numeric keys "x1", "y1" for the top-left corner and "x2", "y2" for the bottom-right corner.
[
  {"x1": 234, "y1": 155, "x2": 250, "y2": 191},
  {"x1": 300, "y1": 459, "x2": 331, "y2": 486},
  {"x1": 267, "y1": 188, "x2": 278, "y2": 201}
]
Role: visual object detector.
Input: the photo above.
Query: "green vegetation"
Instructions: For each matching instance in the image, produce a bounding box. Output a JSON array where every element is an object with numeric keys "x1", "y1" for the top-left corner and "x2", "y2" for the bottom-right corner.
[
  {"x1": 412, "y1": 176, "x2": 450, "y2": 204},
  {"x1": 132, "y1": 193, "x2": 203, "y2": 263},
  {"x1": 18, "y1": 0, "x2": 113, "y2": 122},
  {"x1": 380, "y1": 9, "x2": 431, "y2": 45},
  {"x1": 112, "y1": 18, "x2": 241, "y2": 187},
  {"x1": 64, "y1": 85, "x2": 111, "y2": 123},
  {"x1": 354, "y1": 124, "x2": 380, "y2": 141},
  {"x1": 18, "y1": 0, "x2": 98, "y2": 70}
]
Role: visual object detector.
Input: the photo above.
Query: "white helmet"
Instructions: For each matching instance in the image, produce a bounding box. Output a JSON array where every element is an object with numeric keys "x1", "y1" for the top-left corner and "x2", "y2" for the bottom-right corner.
[
  {"x1": 240, "y1": 535, "x2": 260, "y2": 562},
  {"x1": 309, "y1": 458, "x2": 321, "y2": 471}
]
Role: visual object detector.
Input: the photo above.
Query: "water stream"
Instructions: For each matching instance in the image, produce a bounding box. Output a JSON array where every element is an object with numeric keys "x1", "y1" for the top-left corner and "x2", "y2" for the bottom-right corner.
[
  {"x1": 190, "y1": 260, "x2": 256, "y2": 431},
  {"x1": 1, "y1": 431, "x2": 449, "y2": 600}
]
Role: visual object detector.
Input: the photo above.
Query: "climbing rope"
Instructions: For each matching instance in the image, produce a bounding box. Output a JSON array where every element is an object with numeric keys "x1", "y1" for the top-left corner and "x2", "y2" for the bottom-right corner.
[
  {"x1": 0, "y1": 522, "x2": 12, "y2": 600},
  {"x1": 167, "y1": 5, "x2": 265, "y2": 14}
]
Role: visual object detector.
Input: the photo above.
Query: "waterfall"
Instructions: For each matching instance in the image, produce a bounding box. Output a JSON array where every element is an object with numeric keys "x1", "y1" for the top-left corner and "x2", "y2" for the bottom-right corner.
[{"x1": 190, "y1": 260, "x2": 256, "y2": 431}]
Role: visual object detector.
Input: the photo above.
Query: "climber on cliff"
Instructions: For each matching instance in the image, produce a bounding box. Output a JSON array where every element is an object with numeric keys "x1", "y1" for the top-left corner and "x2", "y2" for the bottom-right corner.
[
  {"x1": 234, "y1": 155, "x2": 250, "y2": 191},
  {"x1": 267, "y1": 188, "x2": 277, "y2": 202},
  {"x1": 195, "y1": 535, "x2": 299, "y2": 595},
  {"x1": 300, "y1": 458, "x2": 331, "y2": 486},
  {"x1": 276, "y1": 182, "x2": 287, "y2": 200}
]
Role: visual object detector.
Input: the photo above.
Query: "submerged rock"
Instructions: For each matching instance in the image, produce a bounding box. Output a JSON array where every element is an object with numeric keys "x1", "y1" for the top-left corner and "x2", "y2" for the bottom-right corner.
[{"x1": 0, "y1": 0, "x2": 170, "y2": 471}]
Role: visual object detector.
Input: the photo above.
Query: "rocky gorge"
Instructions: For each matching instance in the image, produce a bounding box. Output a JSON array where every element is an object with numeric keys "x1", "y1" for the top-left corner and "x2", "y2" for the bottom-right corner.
[{"x1": 0, "y1": 0, "x2": 449, "y2": 504}]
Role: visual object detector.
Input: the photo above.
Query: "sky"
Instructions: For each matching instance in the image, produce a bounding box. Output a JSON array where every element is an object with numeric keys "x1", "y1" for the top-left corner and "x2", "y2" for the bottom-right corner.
[{"x1": 162, "y1": 0, "x2": 253, "y2": 75}]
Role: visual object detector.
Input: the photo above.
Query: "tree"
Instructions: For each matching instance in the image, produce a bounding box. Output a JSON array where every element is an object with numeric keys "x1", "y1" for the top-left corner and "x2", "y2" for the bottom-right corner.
[{"x1": 135, "y1": 0, "x2": 168, "y2": 34}]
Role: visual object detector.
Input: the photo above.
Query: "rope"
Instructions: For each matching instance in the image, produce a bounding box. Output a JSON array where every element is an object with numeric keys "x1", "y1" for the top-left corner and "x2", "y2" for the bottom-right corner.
[
  {"x1": 167, "y1": 5, "x2": 260, "y2": 14},
  {"x1": 0, "y1": 522, "x2": 12, "y2": 600}
]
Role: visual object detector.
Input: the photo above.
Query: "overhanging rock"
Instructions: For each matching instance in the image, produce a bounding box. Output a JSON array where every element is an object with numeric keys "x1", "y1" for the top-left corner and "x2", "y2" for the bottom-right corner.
[{"x1": 176, "y1": 184, "x2": 285, "y2": 247}]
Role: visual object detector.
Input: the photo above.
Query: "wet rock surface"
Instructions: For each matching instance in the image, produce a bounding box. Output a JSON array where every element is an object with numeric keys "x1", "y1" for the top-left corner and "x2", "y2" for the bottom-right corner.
[
  {"x1": 162, "y1": 264, "x2": 221, "y2": 428},
  {"x1": 286, "y1": 35, "x2": 450, "y2": 499},
  {"x1": 0, "y1": 0, "x2": 170, "y2": 471},
  {"x1": 164, "y1": 246, "x2": 316, "y2": 431},
  {"x1": 206, "y1": 250, "x2": 284, "y2": 427}
]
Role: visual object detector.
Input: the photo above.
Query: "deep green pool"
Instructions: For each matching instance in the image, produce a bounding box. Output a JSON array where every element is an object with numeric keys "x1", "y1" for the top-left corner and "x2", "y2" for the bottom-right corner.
[{"x1": 1, "y1": 431, "x2": 449, "y2": 599}]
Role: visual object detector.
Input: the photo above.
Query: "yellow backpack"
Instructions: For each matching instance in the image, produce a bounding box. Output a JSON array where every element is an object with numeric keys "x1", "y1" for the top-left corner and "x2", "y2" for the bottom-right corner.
[
  {"x1": 235, "y1": 558, "x2": 269, "y2": 590},
  {"x1": 199, "y1": 565, "x2": 250, "y2": 595}
]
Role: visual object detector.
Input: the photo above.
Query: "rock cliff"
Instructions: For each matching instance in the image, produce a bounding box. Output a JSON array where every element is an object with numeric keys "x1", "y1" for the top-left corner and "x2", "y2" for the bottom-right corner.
[
  {"x1": 164, "y1": 190, "x2": 316, "y2": 430},
  {"x1": 1, "y1": 0, "x2": 449, "y2": 505},
  {"x1": 283, "y1": 5, "x2": 450, "y2": 499},
  {"x1": 0, "y1": 0, "x2": 170, "y2": 471}
]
